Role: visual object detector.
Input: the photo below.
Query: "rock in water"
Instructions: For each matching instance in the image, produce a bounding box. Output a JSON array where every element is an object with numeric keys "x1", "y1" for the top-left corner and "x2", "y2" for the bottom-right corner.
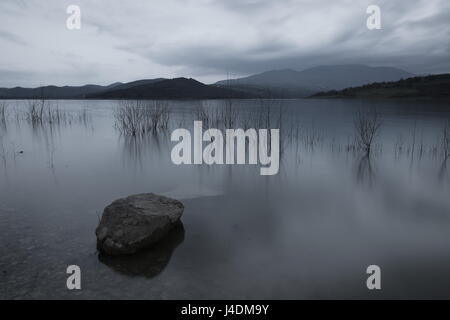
[{"x1": 95, "y1": 193, "x2": 184, "y2": 255}]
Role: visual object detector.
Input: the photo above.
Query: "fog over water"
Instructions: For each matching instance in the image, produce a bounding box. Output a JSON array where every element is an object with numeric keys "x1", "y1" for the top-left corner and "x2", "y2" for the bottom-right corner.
[{"x1": 1, "y1": 98, "x2": 450, "y2": 299}]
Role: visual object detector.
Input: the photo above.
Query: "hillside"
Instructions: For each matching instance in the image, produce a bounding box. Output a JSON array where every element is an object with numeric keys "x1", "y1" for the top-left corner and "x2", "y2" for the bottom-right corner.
[
  {"x1": 310, "y1": 74, "x2": 450, "y2": 99},
  {"x1": 0, "y1": 65, "x2": 417, "y2": 100},
  {"x1": 212, "y1": 83, "x2": 315, "y2": 98},
  {"x1": 0, "y1": 79, "x2": 169, "y2": 99},
  {"x1": 215, "y1": 65, "x2": 414, "y2": 96},
  {"x1": 88, "y1": 78, "x2": 256, "y2": 99},
  {"x1": 0, "y1": 83, "x2": 120, "y2": 99}
]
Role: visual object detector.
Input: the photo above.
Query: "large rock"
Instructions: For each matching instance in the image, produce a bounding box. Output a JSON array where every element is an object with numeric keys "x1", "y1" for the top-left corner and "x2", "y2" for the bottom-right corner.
[{"x1": 95, "y1": 193, "x2": 184, "y2": 255}]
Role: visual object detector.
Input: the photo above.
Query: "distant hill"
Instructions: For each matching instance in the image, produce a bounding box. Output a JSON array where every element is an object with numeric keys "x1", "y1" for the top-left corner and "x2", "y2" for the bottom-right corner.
[
  {"x1": 310, "y1": 74, "x2": 450, "y2": 99},
  {"x1": 0, "y1": 80, "x2": 171, "y2": 99},
  {"x1": 106, "y1": 78, "x2": 166, "y2": 91},
  {"x1": 0, "y1": 77, "x2": 254, "y2": 100},
  {"x1": 88, "y1": 78, "x2": 256, "y2": 99},
  {"x1": 212, "y1": 83, "x2": 315, "y2": 98},
  {"x1": 0, "y1": 65, "x2": 416, "y2": 100},
  {"x1": 215, "y1": 65, "x2": 414, "y2": 97},
  {"x1": 0, "y1": 83, "x2": 120, "y2": 99}
]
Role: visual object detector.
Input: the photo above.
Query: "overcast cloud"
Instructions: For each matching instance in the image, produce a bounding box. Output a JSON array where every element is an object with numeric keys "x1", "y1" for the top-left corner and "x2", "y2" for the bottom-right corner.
[{"x1": 0, "y1": 0, "x2": 449, "y2": 87}]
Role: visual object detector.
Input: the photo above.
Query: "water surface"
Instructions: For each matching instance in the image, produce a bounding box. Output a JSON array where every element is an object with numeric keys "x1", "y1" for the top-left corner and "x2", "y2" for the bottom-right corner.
[{"x1": 1, "y1": 98, "x2": 450, "y2": 299}]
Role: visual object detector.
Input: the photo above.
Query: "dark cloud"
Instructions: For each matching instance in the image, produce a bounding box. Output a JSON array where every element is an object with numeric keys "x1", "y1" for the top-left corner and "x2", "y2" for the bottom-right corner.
[{"x1": 0, "y1": 0, "x2": 449, "y2": 86}]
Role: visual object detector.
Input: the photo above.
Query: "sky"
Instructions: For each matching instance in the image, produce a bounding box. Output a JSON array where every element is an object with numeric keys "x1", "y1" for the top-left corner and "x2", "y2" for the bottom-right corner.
[{"x1": 0, "y1": 0, "x2": 449, "y2": 87}]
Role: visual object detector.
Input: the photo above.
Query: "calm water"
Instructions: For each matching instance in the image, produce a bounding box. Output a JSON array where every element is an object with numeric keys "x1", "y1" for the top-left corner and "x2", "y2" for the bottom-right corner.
[{"x1": 1, "y1": 98, "x2": 450, "y2": 299}]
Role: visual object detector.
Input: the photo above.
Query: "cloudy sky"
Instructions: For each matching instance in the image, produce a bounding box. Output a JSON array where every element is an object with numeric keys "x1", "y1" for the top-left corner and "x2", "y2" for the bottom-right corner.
[{"x1": 0, "y1": 0, "x2": 449, "y2": 87}]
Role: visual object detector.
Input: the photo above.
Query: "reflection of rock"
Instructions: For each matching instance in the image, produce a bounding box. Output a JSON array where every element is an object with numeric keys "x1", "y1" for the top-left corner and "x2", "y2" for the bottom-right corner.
[
  {"x1": 98, "y1": 223, "x2": 185, "y2": 278},
  {"x1": 96, "y1": 193, "x2": 184, "y2": 255}
]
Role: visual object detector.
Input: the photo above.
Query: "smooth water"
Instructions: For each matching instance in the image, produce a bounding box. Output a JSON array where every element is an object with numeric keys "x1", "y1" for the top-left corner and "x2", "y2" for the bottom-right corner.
[{"x1": 1, "y1": 98, "x2": 450, "y2": 299}]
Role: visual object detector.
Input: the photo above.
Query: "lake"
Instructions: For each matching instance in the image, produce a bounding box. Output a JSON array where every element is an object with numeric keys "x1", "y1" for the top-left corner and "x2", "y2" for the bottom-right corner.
[{"x1": 1, "y1": 98, "x2": 450, "y2": 299}]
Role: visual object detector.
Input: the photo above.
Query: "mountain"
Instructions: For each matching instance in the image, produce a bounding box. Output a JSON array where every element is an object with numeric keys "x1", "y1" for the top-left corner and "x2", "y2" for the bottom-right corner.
[
  {"x1": 105, "y1": 78, "x2": 166, "y2": 91},
  {"x1": 88, "y1": 78, "x2": 256, "y2": 99},
  {"x1": 0, "y1": 77, "x2": 255, "y2": 99},
  {"x1": 0, "y1": 82, "x2": 121, "y2": 99},
  {"x1": 212, "y1": 83, "x2": 315, "y2": 98},
  {"x1": 215, "y1": 65, "x2": 414, "y2": 96},
  {"x1": 0, "y1": 79, "x2": 169, "y2": 99},
  {"x1": 310, "y1": 74, "x2": 450, "y2": 99},
  {"x1": 0, "y1": 65, "x2": 416, "y2": 99}
]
